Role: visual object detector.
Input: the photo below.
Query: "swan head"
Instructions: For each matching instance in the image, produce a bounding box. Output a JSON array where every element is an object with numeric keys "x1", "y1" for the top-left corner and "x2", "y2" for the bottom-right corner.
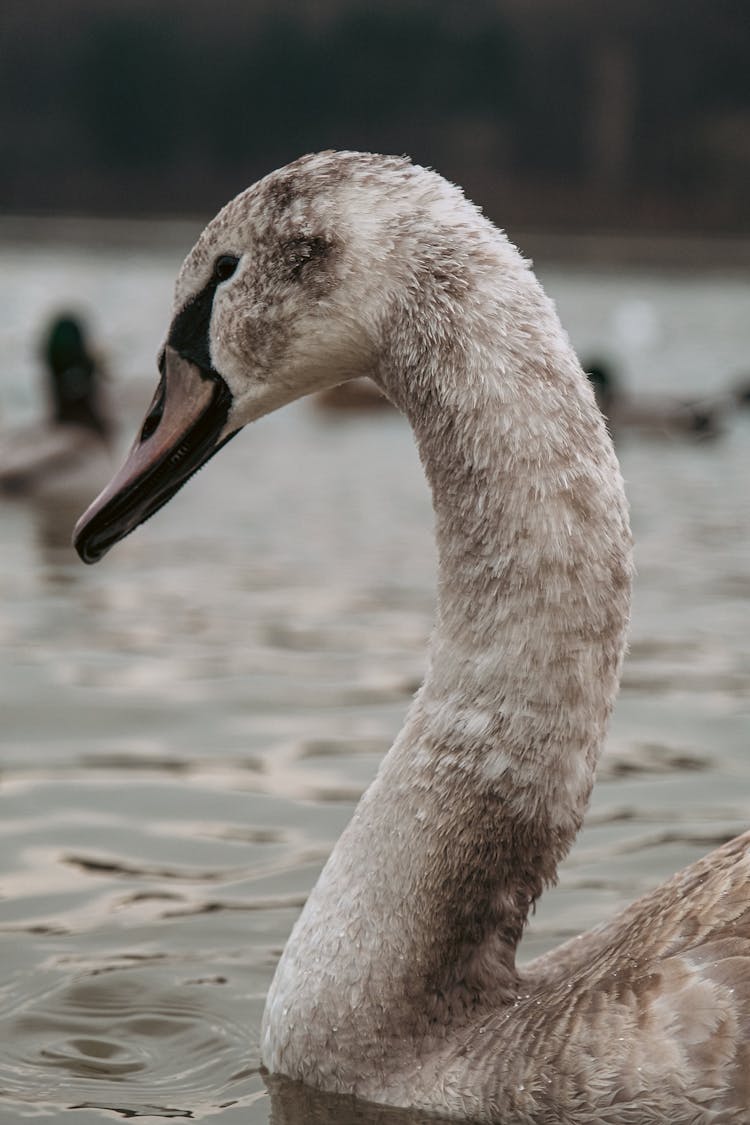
[
  {"x1": 170, "y1": 152, "x2": 403, "y2": 428},
  {"x1": 73, "y1": 151, "x2": 482, "y2": 564}
]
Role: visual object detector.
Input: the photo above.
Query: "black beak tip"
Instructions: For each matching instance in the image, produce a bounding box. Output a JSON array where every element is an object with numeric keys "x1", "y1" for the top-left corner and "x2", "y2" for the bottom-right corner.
[
  {"x1": 73, "y1": 511, "x2": 117, "y2": 565},
  {"x1": 72, "y1": 529, "x2": 102, "y2": 565},
  {"x1": 75, "y1": 540, "x2": 105, "y2": 565}
]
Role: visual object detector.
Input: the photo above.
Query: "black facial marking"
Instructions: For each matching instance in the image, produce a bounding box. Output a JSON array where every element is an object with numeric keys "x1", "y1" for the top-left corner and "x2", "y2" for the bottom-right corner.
[
  {"x1": 168, "y1": 255, "x2": 239, "y2": 372},
  {"x1": 168, "y1": 283, "x2": 216, "y2": 371}
]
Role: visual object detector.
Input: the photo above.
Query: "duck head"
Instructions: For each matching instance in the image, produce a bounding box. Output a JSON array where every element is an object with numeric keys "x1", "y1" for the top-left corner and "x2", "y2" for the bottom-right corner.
[{"x1": 73, "y1": 151, "x2": 425, "y2": 564}]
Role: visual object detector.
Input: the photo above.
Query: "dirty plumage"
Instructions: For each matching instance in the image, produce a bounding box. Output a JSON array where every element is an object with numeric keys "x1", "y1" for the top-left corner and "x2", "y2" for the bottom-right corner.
[{"x1": 75, "y1": 151, "x2": 750, "y2": 1123}]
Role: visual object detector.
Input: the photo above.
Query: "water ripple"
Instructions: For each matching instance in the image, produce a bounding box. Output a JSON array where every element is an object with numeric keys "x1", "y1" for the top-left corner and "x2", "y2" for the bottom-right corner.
[{"x1": 0, "y1": 966, "x2": 262, "y2": 1118}]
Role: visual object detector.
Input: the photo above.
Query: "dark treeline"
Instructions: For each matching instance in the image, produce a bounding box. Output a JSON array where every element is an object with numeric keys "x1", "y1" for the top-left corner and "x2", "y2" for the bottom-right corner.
[{"x1": 2, "y1": 0, "x2": 749, "y2": 232}]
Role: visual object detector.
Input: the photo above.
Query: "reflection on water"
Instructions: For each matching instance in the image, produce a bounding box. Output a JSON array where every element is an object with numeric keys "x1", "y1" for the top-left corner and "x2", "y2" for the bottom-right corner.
[
  {"x1": 32, "y1": 493, "x2": 104, "y2": 577},
  {"x1": 265, "y1": 1074, "x2": 448, "y2": 1124},
  {"x1": 0, "y1": 229, "x2": 749, "y2": 1121}
]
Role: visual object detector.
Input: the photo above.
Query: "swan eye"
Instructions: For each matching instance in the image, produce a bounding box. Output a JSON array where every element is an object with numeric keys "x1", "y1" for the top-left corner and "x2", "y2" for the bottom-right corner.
[{"x1": 214, "y1": 255, "x2": 240, "y2": 283}]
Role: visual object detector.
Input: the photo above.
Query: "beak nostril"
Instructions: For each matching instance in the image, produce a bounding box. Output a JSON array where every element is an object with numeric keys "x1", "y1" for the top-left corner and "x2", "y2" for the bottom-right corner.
[
  {"x1": 140, "y1": 403, "x2": 163, "y2": 442},
  {"x1": 140, "y1": 379, "x2": 166, "y2": 442}
]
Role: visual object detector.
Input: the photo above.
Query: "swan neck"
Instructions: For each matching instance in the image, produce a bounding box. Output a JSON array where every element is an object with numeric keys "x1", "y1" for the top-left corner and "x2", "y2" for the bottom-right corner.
[
  {"x1": 262, "y1": 232, "x2": 632, "y2": 1088},
  {"x1": 385, "y1": 255, "x2": 632, "y2": 879}
]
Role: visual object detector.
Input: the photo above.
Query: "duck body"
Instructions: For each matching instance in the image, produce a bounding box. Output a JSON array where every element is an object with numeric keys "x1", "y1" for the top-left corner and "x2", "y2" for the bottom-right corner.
[
  {"x1": 0, "y1": 314, "x2": 114, "y2": 499},
  {"x1": 0, "y1": 421, "x2": 113, "y2": 498},
  {"x1": 74, "y1": 153, "x2": 750, "y2": 1122},
  {"x1": 585, "y1": 361, "x2": 726, "y2": 441}
]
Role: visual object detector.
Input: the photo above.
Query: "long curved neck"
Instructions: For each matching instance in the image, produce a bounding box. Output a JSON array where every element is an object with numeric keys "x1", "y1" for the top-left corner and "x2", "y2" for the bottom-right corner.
[
  {"x1": 262, "y1": 231, "x2": 632, "y2": 1089},
  {"x1": 383, "y1": 240, "x2": 630, "y2": 966}
]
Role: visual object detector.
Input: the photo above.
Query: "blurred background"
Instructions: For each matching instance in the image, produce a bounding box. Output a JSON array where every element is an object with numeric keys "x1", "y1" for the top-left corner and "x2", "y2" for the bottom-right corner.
[
  {"x1": 0, "y1": 3, "x2": 749, "y2": 1122},
  {"x1": 3, "y1": 0, "x2": 750, "y2": 234}
]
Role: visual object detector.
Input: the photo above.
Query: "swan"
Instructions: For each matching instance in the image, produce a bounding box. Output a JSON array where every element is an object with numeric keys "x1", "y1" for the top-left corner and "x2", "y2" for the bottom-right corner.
[{"x1": 73, "y1": 152, "x2": 750, "y2": 1123}]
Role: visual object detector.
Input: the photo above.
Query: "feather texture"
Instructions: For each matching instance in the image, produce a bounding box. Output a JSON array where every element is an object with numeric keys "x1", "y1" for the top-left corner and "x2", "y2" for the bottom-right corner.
[{"x1": 144, "y1": 152, "x2": 748, "y2": 1121}]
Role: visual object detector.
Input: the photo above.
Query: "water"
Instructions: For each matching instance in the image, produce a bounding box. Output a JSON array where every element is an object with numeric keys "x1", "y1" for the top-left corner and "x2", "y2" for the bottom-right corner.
[{"x1": 0, "y1": 223, "x2": 748, "y2": 1122}]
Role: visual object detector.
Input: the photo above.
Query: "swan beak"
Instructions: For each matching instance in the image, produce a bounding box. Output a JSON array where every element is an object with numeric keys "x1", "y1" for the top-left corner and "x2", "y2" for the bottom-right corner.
[{"x1": 73, "y1": 347, "x2": 238, "y2": 564}]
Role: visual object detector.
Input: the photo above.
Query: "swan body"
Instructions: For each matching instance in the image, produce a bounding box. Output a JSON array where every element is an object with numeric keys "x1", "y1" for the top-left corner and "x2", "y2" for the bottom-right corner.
[{"x1": 74, "y1": 152, "x2": 750, "y2": 1122}]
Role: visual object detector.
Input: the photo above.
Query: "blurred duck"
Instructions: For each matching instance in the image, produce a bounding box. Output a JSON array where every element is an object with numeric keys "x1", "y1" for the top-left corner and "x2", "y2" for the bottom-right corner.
[
  {"x1": 0, "y1": 313, "x2": 115, "y2": 497},
  {"x1": 731, "y1": 376, "x2": 750, "y2": 408},
  {"x1": 585, "y1": 358, "x2": 724, "y2": 439}
]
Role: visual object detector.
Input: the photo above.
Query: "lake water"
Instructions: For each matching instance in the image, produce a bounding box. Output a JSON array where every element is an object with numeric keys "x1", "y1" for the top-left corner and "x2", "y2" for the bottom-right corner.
[{"x1": 0, "y1": 222, "x2": 748, "y2": 1123}]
